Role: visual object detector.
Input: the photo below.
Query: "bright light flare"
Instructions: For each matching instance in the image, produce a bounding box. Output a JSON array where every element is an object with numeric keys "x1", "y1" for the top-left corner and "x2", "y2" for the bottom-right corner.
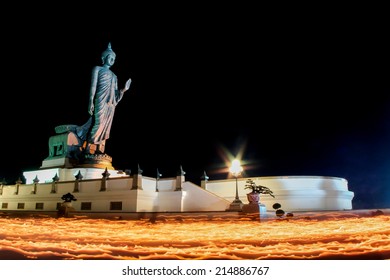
[
  {"x1": 230, "y1": 159, "x2": 243, "y2": 177},
  {"x1": 210, "y1": 140, "x2": 261, "y2": 179}
]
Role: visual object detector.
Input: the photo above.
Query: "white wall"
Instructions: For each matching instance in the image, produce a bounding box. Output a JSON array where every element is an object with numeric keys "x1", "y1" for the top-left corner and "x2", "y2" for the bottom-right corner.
[
  {"x1": 205, "y1": 176, "x2": 354, "y2": 211},
  {"x1": 0, "y1": 174, "x2": 354, "y2": 213}
]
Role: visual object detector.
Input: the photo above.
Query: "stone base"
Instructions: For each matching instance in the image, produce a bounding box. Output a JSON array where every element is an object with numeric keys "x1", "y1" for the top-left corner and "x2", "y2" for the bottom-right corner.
[
  {"x1": 41, "y1": 156, "x2": 78, "y2": 169},
  {"x1": 242, "y1": 203, "x2": 267, "y2": 217},
  {"x1": 226, "y1": 200, "x2": 244, "y2": 211},
  {"x1": 78, "y1": 153, "x2": 114, "y2": 170}
]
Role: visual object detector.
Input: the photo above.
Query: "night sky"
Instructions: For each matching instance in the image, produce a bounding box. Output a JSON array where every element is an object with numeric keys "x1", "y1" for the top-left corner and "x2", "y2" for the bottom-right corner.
[{"x1": 1, "y1": 7, "x2": 389, "y2": 209}]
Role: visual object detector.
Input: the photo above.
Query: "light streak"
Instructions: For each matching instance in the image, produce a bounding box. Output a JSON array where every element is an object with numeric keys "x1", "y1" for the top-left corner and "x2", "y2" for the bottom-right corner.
[{"x1": 0, "y1": 212, "x2": 389, "y2": 260}]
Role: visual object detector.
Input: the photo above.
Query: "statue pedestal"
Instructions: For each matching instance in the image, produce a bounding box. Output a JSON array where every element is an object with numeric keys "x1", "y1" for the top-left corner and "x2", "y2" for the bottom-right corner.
[
  {"x1": 41, "y1": 157, "x2": 77, "y2": 169},
  {"x1": 78, "y1": 153, "x2": 114, "y2": 170}
]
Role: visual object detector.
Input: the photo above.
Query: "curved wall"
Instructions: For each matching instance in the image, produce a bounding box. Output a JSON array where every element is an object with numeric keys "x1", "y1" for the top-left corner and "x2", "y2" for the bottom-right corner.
[{"x1": 205, "y1": 176, "x2": 354, "y2": 211}]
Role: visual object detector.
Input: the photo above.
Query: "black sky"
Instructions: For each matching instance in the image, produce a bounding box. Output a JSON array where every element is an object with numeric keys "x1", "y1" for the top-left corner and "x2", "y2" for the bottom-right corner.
[{"x1": 1, "y1": 6, "x2": 389, "y2": 209}]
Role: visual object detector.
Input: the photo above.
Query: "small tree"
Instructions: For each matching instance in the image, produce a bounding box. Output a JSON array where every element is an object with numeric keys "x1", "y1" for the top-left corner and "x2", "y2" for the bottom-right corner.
[
  {"x1": 244, "y1": 179, "x2": 275, "y2": 198},
  {"x1": 61, "y1": 192, "x2": 77, "y2": 202}
]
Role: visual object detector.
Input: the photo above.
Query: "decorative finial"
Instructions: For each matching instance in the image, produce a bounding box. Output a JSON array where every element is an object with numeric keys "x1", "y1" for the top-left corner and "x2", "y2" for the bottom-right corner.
[
  {"x1": 102, "y1": 167, "x2": 111, "y2": 178},
  {"x1": 33, "y1": 175, "x2": 40, "y2": 184},
  {"x1": 137, "y1": 164, "x2": 143, "y2": 175},
  {"x1": 201, "y1": 170, "x2": 209, "y2": 181},
  {"x1": 52, "y1": 173, "x2": 60, "y2": 182},
  {"x1": 157, "y1": 168, "x2": 162, "y2": 179},
  {"x1": 177, "y1": 165, "x2": 186, "y2": 176},
  {"x1": 75, "y1": 170, "x2": 83, "y2": 180}
]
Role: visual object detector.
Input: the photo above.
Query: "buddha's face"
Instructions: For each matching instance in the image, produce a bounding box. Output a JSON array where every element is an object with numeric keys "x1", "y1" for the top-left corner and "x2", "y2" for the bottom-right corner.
[{"x1": 104, "y1": 54, "x2": 116, "y2": 66}]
